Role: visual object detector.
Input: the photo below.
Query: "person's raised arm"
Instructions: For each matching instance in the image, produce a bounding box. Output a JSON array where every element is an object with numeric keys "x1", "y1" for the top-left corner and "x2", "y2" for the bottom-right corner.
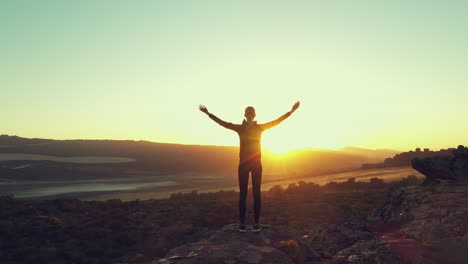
[
  {"x1": 259, "y1": 101, "x2": 300, "y2": 130},
  {"x1": 199, "y1": 104, "x2": 240, "y2": 132}
]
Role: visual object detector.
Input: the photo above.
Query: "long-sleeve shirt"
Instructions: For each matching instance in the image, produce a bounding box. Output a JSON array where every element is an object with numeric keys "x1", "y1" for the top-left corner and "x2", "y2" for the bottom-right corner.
[{"x1": 208, "y1": 111, "x2": 292, "y2": 163}]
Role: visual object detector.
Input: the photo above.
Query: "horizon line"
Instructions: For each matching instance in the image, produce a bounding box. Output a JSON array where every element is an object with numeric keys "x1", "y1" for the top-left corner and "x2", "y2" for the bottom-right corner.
[{"x1": 4, "y1": 134, "x2": 454, "y2": 154}]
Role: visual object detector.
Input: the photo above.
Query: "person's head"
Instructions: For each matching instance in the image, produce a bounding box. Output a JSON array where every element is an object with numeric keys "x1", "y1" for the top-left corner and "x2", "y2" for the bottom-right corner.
[{"x1": 244, "y1": 106, "x2": 256, "y2": 121}]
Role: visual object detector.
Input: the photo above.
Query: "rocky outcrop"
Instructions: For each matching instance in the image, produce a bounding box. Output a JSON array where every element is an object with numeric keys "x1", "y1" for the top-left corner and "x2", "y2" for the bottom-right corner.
[
  {"x1": 304, "y1": 179, "x2": 468, "y2": 264},
  {"x1": 367, "y1": 182, "x2": 468, "y2": 264},
  {"x1": 305, "y1": 215, "x2": 401, "y2": 264},
  {"x1": 412, "y1": 145, "x2": 468, "y2": 185},
  {"x1": 155, "y1": 179, "x2": 468, "y2": 264},
  {"x1": 155, "y1": 224, "x2": 319, "y2": 264}
]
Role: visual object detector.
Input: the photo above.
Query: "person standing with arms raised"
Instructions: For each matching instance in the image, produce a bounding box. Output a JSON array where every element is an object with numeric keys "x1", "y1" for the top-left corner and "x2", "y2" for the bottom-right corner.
[{"x1": 199, "y1": 101, "x2": 300, "y2": 232}]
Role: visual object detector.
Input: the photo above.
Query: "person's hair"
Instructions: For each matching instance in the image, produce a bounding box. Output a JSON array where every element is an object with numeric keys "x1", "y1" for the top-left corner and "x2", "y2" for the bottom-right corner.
[{"x1": 245, "y1": 106, "x2": 255, "y2": 112}]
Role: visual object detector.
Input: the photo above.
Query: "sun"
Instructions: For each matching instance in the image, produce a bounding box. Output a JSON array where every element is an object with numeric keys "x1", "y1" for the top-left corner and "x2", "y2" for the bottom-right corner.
[
  {"x1": 263, "y1": 139, "x2": 310, "y2": 154},
  {"x1": 263, "y1": 142, "x2": 297, "y2": 154},
  {"x1": 263, "y1": 136, "x2": 341, "y2": 154}
]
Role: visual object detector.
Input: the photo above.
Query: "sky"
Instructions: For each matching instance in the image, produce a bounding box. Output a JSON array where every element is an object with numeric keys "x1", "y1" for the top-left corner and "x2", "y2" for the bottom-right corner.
[{"x1": 1, "y1": 0, "x2": 467, "y2": 153}]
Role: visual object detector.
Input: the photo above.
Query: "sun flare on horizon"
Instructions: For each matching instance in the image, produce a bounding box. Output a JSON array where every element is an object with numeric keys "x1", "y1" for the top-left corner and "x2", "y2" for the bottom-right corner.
[{"x1": 262, "y1": 138, "x2": 341, "y2": 154}]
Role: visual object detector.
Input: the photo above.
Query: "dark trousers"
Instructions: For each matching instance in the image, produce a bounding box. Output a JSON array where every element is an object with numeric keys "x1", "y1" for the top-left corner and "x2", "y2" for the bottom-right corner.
[{"x1": 238, "y1": 159, "x2": 262, "y2": 224}]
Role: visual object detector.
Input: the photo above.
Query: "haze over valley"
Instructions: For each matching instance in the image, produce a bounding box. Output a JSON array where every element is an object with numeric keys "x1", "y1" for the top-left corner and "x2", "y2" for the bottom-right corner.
[{"x1": 0, "y1": 135, "x2": 421, "y2": 200}]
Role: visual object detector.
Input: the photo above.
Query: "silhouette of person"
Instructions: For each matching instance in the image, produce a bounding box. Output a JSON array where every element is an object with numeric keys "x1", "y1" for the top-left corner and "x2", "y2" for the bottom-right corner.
[{"x1": 199, "y1": 101, "x2": 300, "y2": 232}]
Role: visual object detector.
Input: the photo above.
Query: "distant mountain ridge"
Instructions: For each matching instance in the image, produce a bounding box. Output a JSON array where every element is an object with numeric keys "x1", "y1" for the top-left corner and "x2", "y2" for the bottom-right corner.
[
  {"x1": 339, "y1": 146, "x2": 400, "y2": 163},
  {"x1": 0, "y1": 135, "x2": 398, "y2": 156}
]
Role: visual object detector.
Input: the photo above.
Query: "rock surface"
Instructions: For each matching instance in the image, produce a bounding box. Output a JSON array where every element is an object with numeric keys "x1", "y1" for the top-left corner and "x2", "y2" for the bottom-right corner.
[
  {"x1": 155, "y1": 224, "x2": 319, "y2": 264},
  {"x1": 305, "y1": 215, "x2": 401, "y2": 264},
  {"x1": 303, "y1": 179, "x2": 468, "y2": 264},
  {"x1": 367, "y1": 181, "x2": 468, "y2": 264},
  {"x1": 412, "y1": 145, "x2": 468, "y2": 185}
]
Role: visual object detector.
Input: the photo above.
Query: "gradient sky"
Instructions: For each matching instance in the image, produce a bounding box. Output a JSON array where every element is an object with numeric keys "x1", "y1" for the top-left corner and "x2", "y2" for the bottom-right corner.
[{"x1": 2, "y1": 0, "x2": 467, "y2": 153}]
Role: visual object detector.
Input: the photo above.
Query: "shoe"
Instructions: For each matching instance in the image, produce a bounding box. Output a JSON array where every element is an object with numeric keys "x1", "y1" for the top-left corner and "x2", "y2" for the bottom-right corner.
[
  {"x1": 238, "y1": 223, "x2": 247, "y2": 233},
  {"x1": 253, "y1": 223, "x2": 262, "y2": 232}
]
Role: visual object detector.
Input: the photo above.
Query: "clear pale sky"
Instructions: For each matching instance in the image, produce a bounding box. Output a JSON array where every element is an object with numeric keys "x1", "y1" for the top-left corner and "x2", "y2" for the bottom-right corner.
[{"x1": 2, "y1": 1, "x2": 467, "y2": 153}]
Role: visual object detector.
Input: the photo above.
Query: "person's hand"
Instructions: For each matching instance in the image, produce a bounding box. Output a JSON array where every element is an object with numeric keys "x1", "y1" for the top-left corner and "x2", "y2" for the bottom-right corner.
[
  {"x1": 199, "y1": 104, "x2": 209, "y2": 115},
  {"x1": 291, "y1": 101, "x2": 300, "y2": 112}
]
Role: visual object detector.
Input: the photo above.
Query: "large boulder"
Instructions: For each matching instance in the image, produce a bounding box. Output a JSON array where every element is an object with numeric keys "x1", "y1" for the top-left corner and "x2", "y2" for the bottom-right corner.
[
  {"x1": 155, "y1": 224, "x2": 319, "y2": 264},
  {"x1": 412, "y1": 145, "x2": 468, "y2": 185}
]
